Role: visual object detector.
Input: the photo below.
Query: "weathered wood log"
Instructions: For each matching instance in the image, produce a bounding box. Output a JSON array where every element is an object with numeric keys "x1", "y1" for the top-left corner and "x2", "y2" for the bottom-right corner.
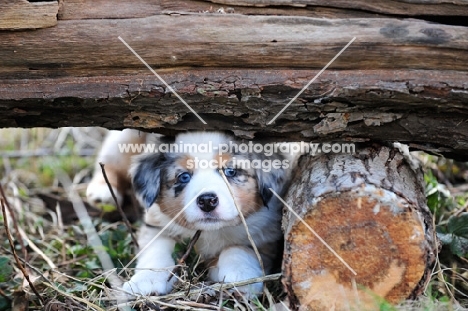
[
  {"x1": 282, "y1": 145, "x2": 436, "y2": 310},
  {"x1": 1, "y1": 15, "x2": 467, "y2": 77},
  {"x1": 160, "y1": 0, "x2": 381, "y2": 18},
  {"x1": 1, "y1": 4, "x2": 467, "y2": 158},
  {"x1": 2, "y1": 69, "x2": 468, "y2": 160},
  {"x1": 204, "y1": 0, "x2": 468, "y2": 16},
  {"x1": 57, "y1": 0, "x2": 161, "y2": 20},
  {"x1": 0, "y1": 0, "x2": 58, "y2": 30}
]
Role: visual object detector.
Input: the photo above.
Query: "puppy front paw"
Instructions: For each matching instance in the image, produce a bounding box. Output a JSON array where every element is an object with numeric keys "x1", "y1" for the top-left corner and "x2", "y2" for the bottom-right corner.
[
  {"x1": 209, "y1": 247, "x2": 264, "y2": 296},
  {"x1": 122, "y1": 270, "x2": 175, "y2": 296},
  {"x1": 86, "y1": 180, "x2": 123, "y2": 208},
  {"x1": 218, "y1": 267, "x2": 264, "y2": 295}
]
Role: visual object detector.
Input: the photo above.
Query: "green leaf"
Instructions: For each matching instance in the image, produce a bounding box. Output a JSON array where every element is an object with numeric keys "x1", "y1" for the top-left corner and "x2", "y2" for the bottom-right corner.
[
  {"x1": 436, "y1": 232, "x2": 453, "y2": 245},
  {"x1": 66, "y1": 282, "x2": 88, "y2": 293},
  {"x1": 85, "y1": 258, "x2": 101, "y2": 270},
  {"x1": 0, "y1": 296, "x2": 10, "y2": 311},
  {"x1": 437, "y1": 213, "x2": 468, "y2": 257},
  {"x1": 447, "y1": 213, "x2": 468, "y2": 238},
  {"x1": 0, "y1": 256, "x2": 13, "y2": 282},
  {"x1": 449, "y1": 235, "x2": 468, "y2": 257}
]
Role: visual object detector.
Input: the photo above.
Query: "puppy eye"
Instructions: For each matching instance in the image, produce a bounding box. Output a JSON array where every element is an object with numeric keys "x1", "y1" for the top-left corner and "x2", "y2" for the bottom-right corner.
[
  {"x1": 177, "y1": 172, "x2": 191, "y2": 183},
  {"x1": 223, "y1": 167, "x2": 237, "y2": 177}
]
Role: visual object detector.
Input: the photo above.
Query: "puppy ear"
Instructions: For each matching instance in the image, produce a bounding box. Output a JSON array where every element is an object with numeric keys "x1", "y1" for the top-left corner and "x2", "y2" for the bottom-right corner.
[
  {"x1": 131, "y1": 153, "x2": 166, "y2": 208},
  {"x1": 255, "y1": 157, "x2": 287, "y2": 208}
]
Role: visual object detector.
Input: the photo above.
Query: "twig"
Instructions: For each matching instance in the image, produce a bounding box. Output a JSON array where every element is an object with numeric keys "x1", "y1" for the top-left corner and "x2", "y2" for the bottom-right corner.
[
  {"x1": 0, "y1": 183, "x2": 28, "y2": 261},
  {"x1": 168, "y1": 230, "x2": 202, "y2": 282},
  {"x1": 431, "y1": 214, "x2": 456, "y2": 301},
  {"x1": 51, "y1": 269, "x2": 110, "y2": 291},
  {"x1": 1, "y1": 198, "x2": 44, "y2": 304},
  {"x1": 107, "y1": 273, "x2": 282, "y2": 306},
  {"x1": 99, "y1": 162, "x2": 138, "y2": 247},
  {"x1": 163, "y1": 273, "x2": 281, "y2": 299},
  {"x1": 218, "y1": 280, "x2": 225, "y2": 311},
  {"x1": 57, "y1": 172, "x2": 130, "y2": 311},
  {"x1": 16, "y1": 225, "x2": 57, "y2": 269},
  {"x1": 218, "y1": 169, "x2": 265, "y2": 275},
  {"x1": 146, "y1": 299, "x2": 215, "y2": 311},
  {"x1": 263, "y1": 286, "x2": 275, "y2": 311},
  {"x1": 177, "y1": 300, "x2": 219, "y2": 310},
  {"x1": 42, "y1": 282, "x2": 106, "y2": 311},
  {"x1": 179, "y1": 231, "x2": 201, "y2": 266}
]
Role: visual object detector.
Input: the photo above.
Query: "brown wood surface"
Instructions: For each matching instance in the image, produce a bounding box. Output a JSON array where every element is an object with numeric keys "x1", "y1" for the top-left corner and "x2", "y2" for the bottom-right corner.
[
  {"x1": 2, "y1": 69, "x2": 468, "y2": 160},
  {"x1": 1, "y1": 15, "x2": 467, "y2": 78},
  {"x1": 54, "y1": 0, "x2": 468, "y2": 20},
  {"x1": 204, "y1": 0, "x2": 468, "y2": 16},
  {"x1": 0, "y1": 0, "x2": 467, "y2": 160},
  {"x1": 160, "y1": 0, "x2": 382, "y2": 18},
  {"x1": 282, "y1": 145, "x2": 436, "y2": 310},
  {"x1": 0, "y1": 0, "x2": 58, "y2": 30},
  {"x1": 57, "y1": 0, "x2": 161, "y2": 20}
]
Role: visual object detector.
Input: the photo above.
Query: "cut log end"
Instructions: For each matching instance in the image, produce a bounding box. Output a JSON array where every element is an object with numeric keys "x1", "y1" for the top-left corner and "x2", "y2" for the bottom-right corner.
[
  {"x1": 282, "y1": 147, "x2": 436, "y2": 311},
  {"x1": 285, "y1": 188, "x2": 431, "y2": 310}
]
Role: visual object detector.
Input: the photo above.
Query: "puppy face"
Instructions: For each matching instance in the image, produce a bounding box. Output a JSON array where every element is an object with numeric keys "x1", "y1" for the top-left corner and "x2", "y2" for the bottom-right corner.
[{"x1": 131, "y1": 132, "x2": 286, "y2": 231}]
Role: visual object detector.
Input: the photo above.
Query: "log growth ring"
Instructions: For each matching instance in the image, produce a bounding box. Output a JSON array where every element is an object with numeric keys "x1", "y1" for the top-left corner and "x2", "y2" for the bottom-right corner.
[{"x1": 287, "y1": 186, "x2": 428, "y2": 310}]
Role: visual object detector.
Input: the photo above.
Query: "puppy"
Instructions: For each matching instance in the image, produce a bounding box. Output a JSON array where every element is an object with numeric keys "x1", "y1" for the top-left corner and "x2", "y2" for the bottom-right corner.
[
  {"x1": 86, "y1": 129, "x2": 147, "y2": 208},
  {"x1": 87, "y1": 130, "x2": 295, "y2": 296}
]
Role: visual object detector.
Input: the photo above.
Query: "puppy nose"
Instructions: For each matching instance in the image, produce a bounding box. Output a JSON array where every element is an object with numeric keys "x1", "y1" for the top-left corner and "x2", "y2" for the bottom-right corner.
[{"x1": 197, "y1": 193, "x2": 219, "y2": 212}]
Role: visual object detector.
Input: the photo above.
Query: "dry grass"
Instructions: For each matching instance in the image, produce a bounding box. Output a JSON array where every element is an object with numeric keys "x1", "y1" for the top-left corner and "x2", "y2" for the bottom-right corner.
[{"x1": 0, "y1": 128, "x2": 467, "y2": 310}]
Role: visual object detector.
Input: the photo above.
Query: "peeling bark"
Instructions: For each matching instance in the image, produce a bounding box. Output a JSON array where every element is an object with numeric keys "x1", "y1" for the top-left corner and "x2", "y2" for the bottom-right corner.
[{"x1": 1, "y1": 69, "x2": 468, "y2": 160}]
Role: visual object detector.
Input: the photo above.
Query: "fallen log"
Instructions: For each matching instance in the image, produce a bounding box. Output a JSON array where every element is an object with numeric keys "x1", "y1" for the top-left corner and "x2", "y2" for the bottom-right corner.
[
  {"x1": 1, "y1": 10, "x2": 468, "y2": 159},
  {"x1": 2, "y1": 15, "x2": 467, "y2": 77},
  {"x1": 204, "y1": 0, "x2": 468, "y2": 16},
  {"x1": 282, "y1": 144, "x2": 437, "y2": 310},
  {"x1": 0, "y1": 0, "x2": 58, "y2": 30}
]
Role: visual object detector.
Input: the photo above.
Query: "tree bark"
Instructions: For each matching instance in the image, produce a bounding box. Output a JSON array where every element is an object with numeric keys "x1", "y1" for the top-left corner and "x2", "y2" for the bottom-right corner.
[
  {"x1": 1, "y1": 15, "x2": 467, "y2": 77},
  {"x1": 282, "y1": 145, "x2": 436, "y2": 310},
  {"x1": 0, "y1": 0, "x2": 58, "y2": 30},
  {"x1": 204, "y1": 0, "x2": 468, "y2": 16},
  {"x1": 1, "y1": 0, "x2": 468, "y2": 159},
  {"x1": 2, "y1": 69, "x2": 468, "y2": 160}
]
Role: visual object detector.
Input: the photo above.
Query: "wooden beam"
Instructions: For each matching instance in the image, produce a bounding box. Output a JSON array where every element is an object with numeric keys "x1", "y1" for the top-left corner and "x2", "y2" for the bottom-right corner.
[
  {"x1": 204, "y1": 0, "x2": 468, "y2": 16},
  {"x1": 0, "y1": 0, "x2": 58, "y2": 30},
  {"x1": 1, "y1": 69, "x2": 468, "y2": 160},
  {"x1": 57, "y1": 0, "x2": 161, "y2": 20},
  {"x1": 160, "y1": 0, "x2": 382, "y2": 18},
  {"x1": 55, "y1": 0, "x2": 468, "y2": 20},
  {"x1": 1, "y1": 6, "x2": 467, "y2": 159},
  {"x1": 1, "y1": 15, "x2": 467, "y2": 79}
]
